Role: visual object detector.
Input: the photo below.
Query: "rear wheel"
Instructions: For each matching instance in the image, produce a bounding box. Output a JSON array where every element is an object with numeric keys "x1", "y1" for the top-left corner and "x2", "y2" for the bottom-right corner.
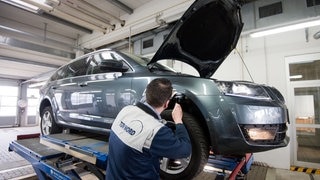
[
  {"x1": 40, "y1": 106, "x2": 62, "y2": 135},
  {"x1": 160, "y1": 110, "x2": 209, "y2": 179}
]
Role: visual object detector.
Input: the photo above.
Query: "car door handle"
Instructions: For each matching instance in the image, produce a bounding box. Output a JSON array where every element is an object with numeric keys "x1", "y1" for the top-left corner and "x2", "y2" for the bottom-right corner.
[{"x1": 78, "y1": 82, "x2": 88, "y2": 87}]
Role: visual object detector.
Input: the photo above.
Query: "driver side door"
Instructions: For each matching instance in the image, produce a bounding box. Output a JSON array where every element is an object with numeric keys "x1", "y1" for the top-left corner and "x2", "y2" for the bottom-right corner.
[{"x1": 77, "y1": 51, "x2": 134, "y2": 130}]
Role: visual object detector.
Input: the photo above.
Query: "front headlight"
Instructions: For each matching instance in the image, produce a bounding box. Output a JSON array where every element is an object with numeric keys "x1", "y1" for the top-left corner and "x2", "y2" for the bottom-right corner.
[{"x1": 217, "y1": 81, "x2": 271, "y2": 100}]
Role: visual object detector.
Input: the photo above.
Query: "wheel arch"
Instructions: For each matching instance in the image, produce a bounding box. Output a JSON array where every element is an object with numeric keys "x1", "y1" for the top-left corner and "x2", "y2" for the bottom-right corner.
[
  {"x1": 169, "y1": 90, "x2": 211, "y2": 147},
  {"x1": 39, "y1": 98, "x2": 52, "y2": 116}
]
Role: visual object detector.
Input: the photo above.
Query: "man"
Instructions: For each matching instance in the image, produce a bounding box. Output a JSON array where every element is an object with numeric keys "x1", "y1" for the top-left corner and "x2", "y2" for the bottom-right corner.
[{"x1": 106, "y1": 78, "x2": 191, "y2": 179}]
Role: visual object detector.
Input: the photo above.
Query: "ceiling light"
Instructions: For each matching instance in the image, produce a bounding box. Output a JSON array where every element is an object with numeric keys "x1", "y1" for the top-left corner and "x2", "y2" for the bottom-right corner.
[
  {"x1": 28, "y1": 81, "x2": 46, "y2": 88},
  {"x1": 2, "y1": 0, "x2": 40, "y2": 13},
  {"x1": 250, "y1": 19, "x2": 320, "y2": 38},
  {"x1": 289, "y1": 75, "x2": 303, "y2": 79}
]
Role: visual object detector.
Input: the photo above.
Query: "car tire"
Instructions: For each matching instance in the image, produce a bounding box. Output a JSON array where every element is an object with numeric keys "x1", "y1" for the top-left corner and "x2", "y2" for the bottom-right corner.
[
  {"x1": 160, "y1": 110, "x2": 209, "y2": 179},
  {"x1": 40, "y1": 106, "x2": 62, "y2": 135}
]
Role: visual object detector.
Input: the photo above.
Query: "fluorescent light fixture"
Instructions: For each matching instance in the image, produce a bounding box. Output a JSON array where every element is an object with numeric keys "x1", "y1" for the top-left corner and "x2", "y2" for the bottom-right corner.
[
  {"x1": 28, "y1": 81, "x2": 46, "y2": 88},
  {"x1": 250, "y1": 19, "x2": 320, "y2": 38},
  {"x1": 289, "y1": 75, "x2": 303, "y2": 79},
  {"x1": 2, "y1": 0, "x2": 40, "y2": 13},
  {"x1": 0, "y1": 25, "x2": 32, "y2": 36}
]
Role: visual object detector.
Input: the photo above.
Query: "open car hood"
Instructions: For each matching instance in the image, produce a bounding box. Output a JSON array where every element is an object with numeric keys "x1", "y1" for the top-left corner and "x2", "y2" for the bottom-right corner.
[{"x1": 149, "y1": 0, "x2": 243, "y2": 78}]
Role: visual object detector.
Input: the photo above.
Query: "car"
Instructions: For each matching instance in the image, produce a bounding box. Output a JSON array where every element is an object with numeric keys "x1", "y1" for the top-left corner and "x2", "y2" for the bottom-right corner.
[{"x1": 38, "y1": 0, "x2": 289, "y2": 179}]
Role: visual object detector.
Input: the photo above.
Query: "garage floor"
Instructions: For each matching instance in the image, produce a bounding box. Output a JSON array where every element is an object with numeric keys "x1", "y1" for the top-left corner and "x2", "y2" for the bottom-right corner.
[{"x1": 0, "y1": 126, "x2": 319, "y2": 180}]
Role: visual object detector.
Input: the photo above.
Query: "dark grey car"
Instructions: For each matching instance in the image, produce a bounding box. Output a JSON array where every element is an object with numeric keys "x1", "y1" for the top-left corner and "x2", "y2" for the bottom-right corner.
[{"x1": 39, "y1": 0, "x2": 289, "y2": 179}]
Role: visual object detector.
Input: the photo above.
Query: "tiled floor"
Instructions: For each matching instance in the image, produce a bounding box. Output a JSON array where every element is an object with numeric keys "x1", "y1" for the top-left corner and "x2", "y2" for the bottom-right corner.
[
  {"x1": 0, "y1": 126, "x2": 319, "y2": 180},
  {"x1": 0, "y1": 126, "x2": 39, "y2": 180}
]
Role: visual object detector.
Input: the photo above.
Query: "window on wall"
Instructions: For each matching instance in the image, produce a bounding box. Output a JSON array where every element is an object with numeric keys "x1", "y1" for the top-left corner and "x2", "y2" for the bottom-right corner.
[
  {"x1": 142, "y1": 38, "x2": 154, "y2": 49},
  {"x1": 258, "y1": 2, "x2": 283, "y2": 18},
  {"x1": 289, "y1": 59, "x2": 320, "y2": 81},
  {"x1": 0, "y1": 86, "x2": 18, "y2": 116},
  {"x1": 141, "y1": 37, "x2": 156, "y2": 55},
  {"x1": 306, "y1": 0, "x2": 320, "y2": 7}
]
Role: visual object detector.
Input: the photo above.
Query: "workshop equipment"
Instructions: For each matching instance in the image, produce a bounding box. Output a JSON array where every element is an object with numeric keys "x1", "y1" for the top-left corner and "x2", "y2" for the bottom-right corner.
[{"x1": 9, "y1": 133, "x2": 253, "y2": 180}]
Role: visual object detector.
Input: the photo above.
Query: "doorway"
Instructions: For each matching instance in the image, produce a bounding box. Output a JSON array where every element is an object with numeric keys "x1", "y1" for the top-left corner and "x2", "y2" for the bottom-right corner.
[{"x1": 286, "y1": 53, "x2": 320, "y2": 168}]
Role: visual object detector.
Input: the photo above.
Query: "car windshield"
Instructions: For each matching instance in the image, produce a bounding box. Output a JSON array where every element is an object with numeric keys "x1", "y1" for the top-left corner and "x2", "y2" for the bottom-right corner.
[{"x1": 120, "y1": 52, "x2": 177, "y2": 73}]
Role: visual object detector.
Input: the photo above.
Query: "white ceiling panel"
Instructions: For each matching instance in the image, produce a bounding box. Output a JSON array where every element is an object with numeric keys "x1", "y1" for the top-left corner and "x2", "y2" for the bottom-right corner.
[
  {"x1": 120, "y1": 0, "x2": 152, "y2": 9},
  {"x1": 0, "y1": 0, "x2": 153, "y2": 82},
  {"x1": 0, "y1": 60, "x2": 56, "y2": 79}
]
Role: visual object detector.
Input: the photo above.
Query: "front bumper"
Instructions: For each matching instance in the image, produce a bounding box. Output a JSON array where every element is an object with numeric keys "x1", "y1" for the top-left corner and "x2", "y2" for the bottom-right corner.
[{"x1": 208, "y1": 97, "x2": 289, "y2": 155}]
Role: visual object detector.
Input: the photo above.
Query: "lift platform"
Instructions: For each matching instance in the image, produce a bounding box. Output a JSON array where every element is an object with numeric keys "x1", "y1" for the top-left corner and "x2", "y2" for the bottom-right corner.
[
  {"x1": 206, "y1": 152, "x2": 253, "y2": 179},
  {"x1": 9, "y1": 133, "x2": 253, "y2": 180},
  {"x1": 9, "y1": 133, "x2": 108, "y2": 180}
]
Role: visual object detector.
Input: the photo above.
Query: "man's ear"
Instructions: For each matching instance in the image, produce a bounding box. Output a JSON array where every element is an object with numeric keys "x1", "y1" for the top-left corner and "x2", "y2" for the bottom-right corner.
[{"x1": 164, "y1": 100, "x2": 170, "y2": 109}]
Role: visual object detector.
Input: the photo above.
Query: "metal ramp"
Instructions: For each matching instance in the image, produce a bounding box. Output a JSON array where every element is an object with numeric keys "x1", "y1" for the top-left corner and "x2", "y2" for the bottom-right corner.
[
  {"x1": 9, "y1": 132, "x2": 254, "y2": 180},
  {"x1": 9, "y1": 133, "x2": 108, "y2": 180}
]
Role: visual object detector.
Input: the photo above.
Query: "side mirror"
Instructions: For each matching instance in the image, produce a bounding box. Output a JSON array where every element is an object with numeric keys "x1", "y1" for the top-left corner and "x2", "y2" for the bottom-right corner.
[{"x1": 100, "y1": 60, "x2": 129, "y2": 72}]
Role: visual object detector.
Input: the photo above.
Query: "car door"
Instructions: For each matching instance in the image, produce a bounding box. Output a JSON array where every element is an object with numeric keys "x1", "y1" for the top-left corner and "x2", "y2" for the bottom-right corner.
[
  {"x1": 76, "y1": 50, "x2": 134, "y2": 130},
  {"x1": 50, "y1": 56, "x2": 90, "y2": 125}
]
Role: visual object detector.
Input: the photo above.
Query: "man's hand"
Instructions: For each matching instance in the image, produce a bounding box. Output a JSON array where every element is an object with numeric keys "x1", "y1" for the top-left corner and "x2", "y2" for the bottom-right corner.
[{"x1": 172, "y1": 103, "x2": 183, "y2": 124}]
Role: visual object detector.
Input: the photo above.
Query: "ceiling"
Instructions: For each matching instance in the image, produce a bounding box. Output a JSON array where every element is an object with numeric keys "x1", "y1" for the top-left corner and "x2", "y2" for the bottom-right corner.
[{"x1": 0, "y1": 0, "x2": 152, "y2": 82}]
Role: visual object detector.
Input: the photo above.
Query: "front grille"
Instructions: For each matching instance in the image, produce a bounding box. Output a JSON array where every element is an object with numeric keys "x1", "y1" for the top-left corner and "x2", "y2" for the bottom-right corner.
[{"x1": 239, "y1": 123, "x2": 287, "y2": 145}]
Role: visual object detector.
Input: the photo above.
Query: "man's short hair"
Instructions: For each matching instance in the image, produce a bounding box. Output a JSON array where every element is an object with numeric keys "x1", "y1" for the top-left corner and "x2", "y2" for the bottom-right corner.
[{"x1": 146, "y1": 78, "x2": 173, "y2": 108}]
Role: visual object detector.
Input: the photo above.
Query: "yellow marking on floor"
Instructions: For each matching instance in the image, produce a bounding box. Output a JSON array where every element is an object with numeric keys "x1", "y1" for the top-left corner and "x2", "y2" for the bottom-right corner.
[
  {"x1": 297, "y1": 167, "x2": 305, "y2": 172},
  {"x1": 290, "y1": 166, "x2": 320, "y2": 174},
  {"x1": 306, "y1": 169, "x2": 313, "y2": 174}
]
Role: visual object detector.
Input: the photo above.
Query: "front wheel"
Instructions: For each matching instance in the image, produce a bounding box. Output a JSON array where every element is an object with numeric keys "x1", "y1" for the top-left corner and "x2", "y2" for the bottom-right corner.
[
  {"x1": 40, "y1": 106, "x2": 62, "y2": 135},
  {"x1": 160, "y1": 110, "x2": 209, "y2": 179}
]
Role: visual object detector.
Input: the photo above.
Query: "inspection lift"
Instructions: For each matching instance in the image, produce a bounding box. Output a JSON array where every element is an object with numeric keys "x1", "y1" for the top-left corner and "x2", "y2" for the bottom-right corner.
[
  {"x1": 9, "y1": 133, "x2": 108, "y2": 180},
  {"x1": 206, "y1": 152, "x2": 253, "y2": 179},
  {"x1": 9, "y1": 132, "x2": 253, "y2": 180}
]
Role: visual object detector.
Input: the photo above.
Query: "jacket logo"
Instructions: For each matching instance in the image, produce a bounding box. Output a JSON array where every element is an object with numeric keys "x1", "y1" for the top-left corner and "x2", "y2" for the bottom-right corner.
[{"x1": 119, "y1": 120, "x2": 143, "y2": 136}]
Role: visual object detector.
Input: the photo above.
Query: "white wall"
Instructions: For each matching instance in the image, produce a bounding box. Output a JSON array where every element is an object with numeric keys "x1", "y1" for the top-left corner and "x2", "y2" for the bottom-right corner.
[{"x1": 213, "y1": 25, "x2": 320, "y2": 169}]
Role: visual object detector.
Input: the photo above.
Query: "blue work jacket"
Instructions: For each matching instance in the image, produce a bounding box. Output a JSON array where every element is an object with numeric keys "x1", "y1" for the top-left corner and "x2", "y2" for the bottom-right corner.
[{"x1": 106, "y1": 102, "x2": 191, "y2": 179}]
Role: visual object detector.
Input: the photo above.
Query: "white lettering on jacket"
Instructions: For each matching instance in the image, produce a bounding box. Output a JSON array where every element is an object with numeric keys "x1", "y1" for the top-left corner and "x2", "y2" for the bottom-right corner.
[{"x1": 111, "y1": 105, "x2": 163, "y2": 152}]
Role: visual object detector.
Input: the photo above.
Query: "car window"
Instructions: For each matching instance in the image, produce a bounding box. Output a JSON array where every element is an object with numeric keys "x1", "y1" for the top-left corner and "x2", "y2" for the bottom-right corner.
[
  {"x1": 64, "y1": 57, "x2": 88, "y2": 77},
  {"x1": 50, "y1": 67, "x2": 66, "y2": 81},
  {"x1": 50, "y1": 57, "x2": 88, "y2": 81},
  {"x1": 87, "y1": 51, "x2": 131, "y2": 75},
  {"x1": 86, "y1": 55, "x2": 101, "y2": 74},
  {"x1": 50, "y1": 51, "x2": 133, "y2": 81}
]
